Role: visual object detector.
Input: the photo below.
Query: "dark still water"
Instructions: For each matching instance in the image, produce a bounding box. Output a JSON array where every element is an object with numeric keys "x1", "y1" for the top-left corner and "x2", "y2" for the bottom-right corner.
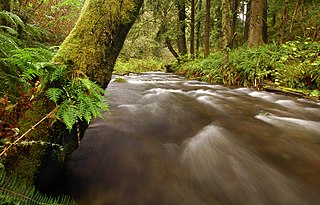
[{"x1": 64, "y1": 72, "x2": 320, "y2": 205}]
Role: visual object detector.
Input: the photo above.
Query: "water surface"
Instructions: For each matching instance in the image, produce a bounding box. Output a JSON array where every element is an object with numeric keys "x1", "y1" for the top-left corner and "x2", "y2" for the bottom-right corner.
[{"x1": 64, "y1": 72, "x2": 320, "y2": 205}]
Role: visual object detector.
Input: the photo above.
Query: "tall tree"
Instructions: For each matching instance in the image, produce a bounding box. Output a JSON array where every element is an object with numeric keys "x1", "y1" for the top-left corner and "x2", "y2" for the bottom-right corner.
[
  {"x1": 190, "y1": 0, "x2": 195, "y2": 59},
  {"x1": 222, "y1": 0, "x2": 232, "y2": 66},
  {"x1": 248, "y1": 0, "x2": 266, "y2": 47},
  {"x1": 289, "y1": 0, "x2": 299, "y2": 33},
  {"x1": 231, "y1": 0, "x2": 239, "y2": 39},
  {"x1": 176, "y1": 0, "x2": 188, "y2": 55},
  {"x1": 204, "y1": 0, "x2": 210, "y2": 57},
  {"x1": 262, "y1": 0, "x2": 268, "y2": 43},
  {"x1": 53, "y1": 0, "x2": 143, "y2": 88},
  {"x1": 196, "y1": 0, "x2": 202, "y2": 55},
  {"x1": 278, "y1": 0, "x2": 289, "y2": 45},
  {"x1": 244, "y1": 0, "x2": 251, "y2": 41}
]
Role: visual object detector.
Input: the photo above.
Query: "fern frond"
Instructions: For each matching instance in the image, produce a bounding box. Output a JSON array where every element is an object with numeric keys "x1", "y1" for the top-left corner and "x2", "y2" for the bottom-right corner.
[
  {"x1": 46, "y1": 88, "x2": 64, "y2": 104},
  {"x1": 0, "y1": 168, "x2": 77, "y2": 205},
  {"x1": 49, "y1": 66, "x2": 67, "y2": 83},
  {"x1": 0, "y1": 32, "x2": 20, "y2": 58},
  {"x1": 0, "y1": 11, "x2": 24, "y2": 28},
  {"x1": 0, "y1": 25, "x2": 18, "y2": 36},
  {"x1": 56, "y1": 100, "x2": 78, "y2": 130}
]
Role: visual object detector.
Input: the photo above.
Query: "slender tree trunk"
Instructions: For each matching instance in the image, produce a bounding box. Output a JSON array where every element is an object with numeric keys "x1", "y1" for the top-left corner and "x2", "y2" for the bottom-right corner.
[
  {"x1": 248, "y1": 0, "x2": 266, "y2": 47},
  {"x1": 53, "y1": 0, "x2": 143, "y2": 88},
  {"x1": 271, "y1": 11, "x2": 276, "y2": 28},
  {"x1": 177, "y1": 0, "x2": 188, "y2": 55},
  {"x1": 262, "y1": 0, "x2": 268, "y2": 43},
  {"x1": 190, "y1": 0, "x2": 195, "y2": 60},
  {"x1": 231, "y1": 0, "x2": 239, "y2": 38},
  {"x1": 244, "y1": 0, "x2": 251, "y2": 42},
  {"x1": 222, "y1": 0, "x2": 232, "y2": 67},
  {"x1": 196, "y1": 0, "x2": 202, "y2": 55},
  {"x1": 204, "y1": 0, "x2": 211, "y2": 57},
  {"x1": 166, "y1": 37, "x2": 180, "y2": 60},
  {"x1": 290, "y1": 0, "x2": 299, "y2": 33},
  {"x1": 278, "y1": 0, "x2": 289, "y2": 45}
]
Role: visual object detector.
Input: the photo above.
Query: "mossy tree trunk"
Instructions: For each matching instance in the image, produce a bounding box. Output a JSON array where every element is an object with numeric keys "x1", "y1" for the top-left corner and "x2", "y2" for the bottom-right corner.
[
  {"x1": 7, "y1": 0, "x2": 143, "y2": 188},
  {"x1": 53, "y1": 0, "x2": 143, "y2": 88},
  {"x1": 222, "y1": 0, "x2": 232, "y2": 67}
]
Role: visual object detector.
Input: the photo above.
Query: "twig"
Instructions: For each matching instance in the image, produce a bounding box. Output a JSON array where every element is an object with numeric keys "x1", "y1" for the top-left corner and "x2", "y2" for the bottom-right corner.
[{"x1": 0, "y1": 107, "x2": 57, "y2": 158}]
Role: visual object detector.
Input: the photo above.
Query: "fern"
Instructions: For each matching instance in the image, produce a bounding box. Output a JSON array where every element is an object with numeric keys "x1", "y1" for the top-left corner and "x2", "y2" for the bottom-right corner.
[
  {"x1": 46, "y1": 88, "x2": 64, "y2": 104},
  {"x1": 0, "y1": 11, "x2": 24, "y2": 29},
  {"x1": 48, "y1": 77, "x2": 109, "y2": 130},
  {"x1": 0, "y1": 168, "x2": 77, "y2": 205}
]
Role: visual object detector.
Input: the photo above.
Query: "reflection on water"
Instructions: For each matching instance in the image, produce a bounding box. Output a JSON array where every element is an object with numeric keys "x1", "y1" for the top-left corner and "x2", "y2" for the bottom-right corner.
[{"x1": 63, "y1": 72, "x2": 320, "y2": 205}]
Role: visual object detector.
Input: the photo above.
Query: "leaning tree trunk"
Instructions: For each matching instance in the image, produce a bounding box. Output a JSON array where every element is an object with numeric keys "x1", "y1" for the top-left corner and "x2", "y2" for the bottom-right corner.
[
  {"x1": 53, "y1": 0, "x2": 143, "y2": 88},
  {"x1": 7, "y1": 0, "x2": 143, "y2": 188}
]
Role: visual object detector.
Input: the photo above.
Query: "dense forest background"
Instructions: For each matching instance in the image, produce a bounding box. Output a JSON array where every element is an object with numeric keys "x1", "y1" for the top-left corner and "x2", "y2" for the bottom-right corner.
[
  {"x1": 117, "y1": 0, "x2": 320, "y2": 98},
  {"x1": 0, "y1": 0, "x2": 319, "y2": 203}
]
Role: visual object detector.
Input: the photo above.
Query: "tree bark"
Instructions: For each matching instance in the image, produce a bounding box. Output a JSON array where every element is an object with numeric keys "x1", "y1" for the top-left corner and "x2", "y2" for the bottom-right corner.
[
  {"x1": 177, "y1": 0, "x2": 187, "y2": 55},
  {"x1": 166, "y1": 37, "x2": 180, "y2": 60},
  {"x1": 196, "y1": 0, "x2": 202, "y2": 55},
  {"x1": 204, "y1": 0, "x2": 211, "y2": 57},
  {"x1": 244, "y1": 0, "x2": 251, "y2": 42},
  {"x1": 190, "y1": 0, "x2": 195, "y2": 59},
  {"x1": 53, "y1": 0, "x2": 143, "y2": 89},
  {"x1": 278, "y1": 0, "x2": 289, "y2": 45},
  {"x1": 231, "y1": 0, "x2": 239, "y2": 39},
  {"x1": 222, "y1": 0, "x2": 232, "y2": 67},
  {"x1": 262, "y1": 0, "x2": 268, "y2": 43},
  {"x1": 248, "y1": 0, "x2": 266, "y2": 47},
  {"x1": 290, "y1": 0, "x2": 299, "y2": 33}
]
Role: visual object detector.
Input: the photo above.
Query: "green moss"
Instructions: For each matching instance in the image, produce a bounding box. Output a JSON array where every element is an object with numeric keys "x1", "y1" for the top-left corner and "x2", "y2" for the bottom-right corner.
[
  {"x1": 114, "y1": 77, "x2": 127, "y2": 83},
  {"x1": 53, "y1": 0, "x2": 140, "y2": 87},
  {"x1": 4, "y1": 97, "x2": 56, "y2": 185}
]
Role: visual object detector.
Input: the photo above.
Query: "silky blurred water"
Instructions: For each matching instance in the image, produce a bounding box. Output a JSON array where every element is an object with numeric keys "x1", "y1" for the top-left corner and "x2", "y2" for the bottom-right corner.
[{"x1": 63, "y1": 72, "x2": 320, "y2": 205}]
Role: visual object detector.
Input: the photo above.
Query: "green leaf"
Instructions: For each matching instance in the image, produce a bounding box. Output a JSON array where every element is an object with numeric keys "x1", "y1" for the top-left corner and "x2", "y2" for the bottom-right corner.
[{"x1": 46, "y1": 88, "x2": 63, "y2": 104}]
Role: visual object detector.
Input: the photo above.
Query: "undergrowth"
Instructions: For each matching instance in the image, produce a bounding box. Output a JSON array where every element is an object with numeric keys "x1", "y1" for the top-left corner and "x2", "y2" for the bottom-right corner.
[
  {"x1": 0, "y1": 12, "x2": 108, "y2": 201},
  {"x1": 114, "y1": 58, "x2": 165, "y2": 74},
  {"x1": 173, "y1": 39, "x2": 320, "y2": 98}
]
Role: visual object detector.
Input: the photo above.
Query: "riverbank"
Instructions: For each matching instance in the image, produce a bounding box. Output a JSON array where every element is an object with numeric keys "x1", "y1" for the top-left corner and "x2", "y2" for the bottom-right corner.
[{"x1": 170, "y1": 40, "x2": 320, "y2": 101}]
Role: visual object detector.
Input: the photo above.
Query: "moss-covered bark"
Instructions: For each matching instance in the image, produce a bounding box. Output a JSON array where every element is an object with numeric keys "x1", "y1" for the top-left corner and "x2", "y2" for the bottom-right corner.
[
  {"x1": 53, "y1": 0, "x2": 143, "y2": 88},
  {"x1": 5, "y1": 0, "x2": 143, "y2": 188}
]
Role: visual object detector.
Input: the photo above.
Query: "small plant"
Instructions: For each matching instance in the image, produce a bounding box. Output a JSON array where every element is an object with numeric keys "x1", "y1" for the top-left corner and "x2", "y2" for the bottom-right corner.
[
  {"x1": 114, "y1": 77, "x2": 127, "y2": 83},
  {"x1": 0, "y1": 167, "x2": 77, "y2": 205}
]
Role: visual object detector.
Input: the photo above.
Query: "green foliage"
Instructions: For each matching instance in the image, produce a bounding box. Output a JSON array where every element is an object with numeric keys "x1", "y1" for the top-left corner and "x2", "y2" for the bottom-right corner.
[
  {"x1": 48, "y1": 78, "x2": 109, "y2": 130},
  {"x1": 114, "y1": 58, "x2": 165, "y2": 74},
  {"x1": 2, "y1": 46, "x2": 109, "y2": 143},
  {"x1": 173, "y1": 40, "x2": 320, "y2": 98},
  {"x1": 113, "y1": 78, "x2": 127, "y2": 83},
  {"x1": 0, "y1": 168, "x2": 77, "y2": 205},
  {"x1": 0, "y1": 11, "x2": 24, "y2": 30}
]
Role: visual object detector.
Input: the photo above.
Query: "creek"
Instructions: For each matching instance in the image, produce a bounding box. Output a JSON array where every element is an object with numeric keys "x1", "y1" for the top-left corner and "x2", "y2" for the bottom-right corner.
[{"x1": 62, "y1": 72, "x2": 320, "y2": 205}]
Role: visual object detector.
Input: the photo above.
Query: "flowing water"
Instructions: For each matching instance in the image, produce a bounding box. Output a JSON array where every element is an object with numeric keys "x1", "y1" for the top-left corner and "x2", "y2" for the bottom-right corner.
[{"x1": 63, "y1": 72, "x2": 320, "y2": 205}]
